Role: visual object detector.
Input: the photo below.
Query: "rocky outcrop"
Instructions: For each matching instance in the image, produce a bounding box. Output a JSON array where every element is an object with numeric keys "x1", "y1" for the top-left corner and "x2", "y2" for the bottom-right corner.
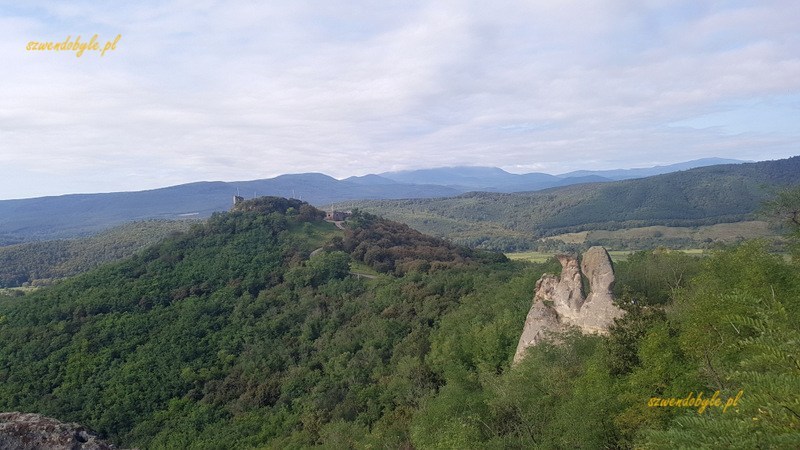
[
  {"x1": 513, "y1": 246, "x2": 625, "y2": 364},
  {"x1": 514, "y1": 290, "x2": 565, "y2": 354},
  {"x1": 0, "y1": 412, "x2": 116, "y2": 449},
  {"x1": 536, "y1": 255, "x2": 584, "y2": 314},
  {"x1": 578, "y1": 246, "x2": 620, "y2": 333}
]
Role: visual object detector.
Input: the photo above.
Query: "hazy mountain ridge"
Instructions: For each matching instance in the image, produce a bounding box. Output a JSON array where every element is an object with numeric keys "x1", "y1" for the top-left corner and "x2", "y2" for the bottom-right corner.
[
  {"x1": 556, "y1": 157, "x2": 746, "y2": 180},
  {"x1": 374, "y1": 157, "x2": 746, "y2": 192},
  {"x1": 334, "y1": 156, "x2": 800, "y2": 250},
  {"x1": 0, "y1": 157, "x2": 752, "y2": 244},
  {"x1": 0, "y1": 176, "x2": 458, "y2": 244}
]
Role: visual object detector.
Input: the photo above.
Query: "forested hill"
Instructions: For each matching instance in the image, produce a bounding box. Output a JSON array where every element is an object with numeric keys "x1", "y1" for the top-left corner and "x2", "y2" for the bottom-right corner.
[
  {"x1": 335, "y1": 155, "x2": 800, "y2": 249},
  {"x1": 0, "y1": 175, "x2": 459, "y2": 245},
  {"x1": 0, "y1": 220, "x2": 194, "y2": 288},
  {"x1": 0, "y1": 157, "x2": 749, "y2": 245},
  {"x1": 0, "y1": 196, "x2": 798, "y2": 448},
  {"x1": 0, "y1": 196, "x2": 502, "y2": 448}
]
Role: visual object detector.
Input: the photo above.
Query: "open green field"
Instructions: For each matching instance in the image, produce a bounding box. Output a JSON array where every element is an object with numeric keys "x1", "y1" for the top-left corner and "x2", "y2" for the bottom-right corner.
[
  {"x1": 506, "y1": 248, "x2": 706, "y2": 263},
  {"x1": 0, "y1": 286, "x2": 39, "y2": 296},
  {"x1": 543, "y1": 221, "x2": 776, "y2": 244},
  {"x1": 505, "y1": 251, "x2": 561, "y2": 263},
  {"x1": 349, "y1": 260, "x2": 381, "y2": 276}
]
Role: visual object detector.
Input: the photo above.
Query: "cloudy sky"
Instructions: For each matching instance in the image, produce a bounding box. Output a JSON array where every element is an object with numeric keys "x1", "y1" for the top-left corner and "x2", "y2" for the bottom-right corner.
[{"x1": 1, "y1": 0, "x2": 799, "y2": 199}]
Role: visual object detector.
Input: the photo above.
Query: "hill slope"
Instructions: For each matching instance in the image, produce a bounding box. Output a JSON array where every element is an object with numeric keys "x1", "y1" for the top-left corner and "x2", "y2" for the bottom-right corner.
[
  {"x1": 0, "y1": 197, "x2": 515, "y2": 448},
  {"x1": 0, "y1": 220, "x2": 195, "y2": 288},
  {"x1": 0, "y1": 197, "x2": 797, "y2": 448},
  {"x1": 335, "y1": 156, "x2": 800, "y2": 250},
  {"x1": 0, "y1": 175, "x2": 459, "y2": 244},
  {"x1": 0, "y1": 158, "x2": 747, "y2": 244}
]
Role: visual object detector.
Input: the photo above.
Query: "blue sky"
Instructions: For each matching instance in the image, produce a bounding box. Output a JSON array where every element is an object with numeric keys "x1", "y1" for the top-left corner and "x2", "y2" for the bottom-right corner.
[{"x1": 1, "y1": 0, "x2": 798, "y2": 199}]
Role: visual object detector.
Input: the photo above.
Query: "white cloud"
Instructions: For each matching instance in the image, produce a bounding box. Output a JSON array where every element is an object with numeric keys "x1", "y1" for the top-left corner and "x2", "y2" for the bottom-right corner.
[{"x1": 0, "y1": 0, "x2": 798, "y2": 198}]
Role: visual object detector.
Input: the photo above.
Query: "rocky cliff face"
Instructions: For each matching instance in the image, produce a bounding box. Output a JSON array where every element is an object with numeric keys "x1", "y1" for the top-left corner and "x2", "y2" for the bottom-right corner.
[
  {"x1": 513, "y1": 246, "x2": 625, "y2": 364},
  {"x1": 0, "y1": 412, "x2": 116, "y2": 450}
]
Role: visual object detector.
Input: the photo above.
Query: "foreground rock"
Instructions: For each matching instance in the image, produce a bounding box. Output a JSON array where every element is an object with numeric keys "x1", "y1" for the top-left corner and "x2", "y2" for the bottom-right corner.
[
  {"x1": 0, "y1": 412, "x2": 116, "y2": 449},
  {"x1": 513, "y1": 246, "x2": 625, "y2": 364}
]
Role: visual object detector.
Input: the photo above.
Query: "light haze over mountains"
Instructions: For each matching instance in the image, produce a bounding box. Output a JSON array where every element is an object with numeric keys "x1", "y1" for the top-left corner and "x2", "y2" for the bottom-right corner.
[
  {"x1": 0, "y1": 157, "x2": 763, "y2": 245},
  {"x1": 349, "y1": 157, "x2": 746, "y2": 192}
]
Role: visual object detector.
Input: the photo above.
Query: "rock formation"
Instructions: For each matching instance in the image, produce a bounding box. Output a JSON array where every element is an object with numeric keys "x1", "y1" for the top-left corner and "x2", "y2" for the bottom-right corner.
[
  {"x1": 578, "y1": 246, "x2": 621, "y2": 334},
  {"x1": 0, "y1": 412, "x2": 117, "y2": 449},
  {"x1": 537, "y1": 254, "x2": 584, "y2": 314},
  {"x1": 513, "y1": 246, "x2": 625, "y2": 364}
]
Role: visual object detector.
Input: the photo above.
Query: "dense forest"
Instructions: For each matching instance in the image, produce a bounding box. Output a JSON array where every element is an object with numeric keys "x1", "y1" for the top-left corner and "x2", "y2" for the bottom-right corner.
[
  {"x1": 1, "y1": 156, "x2": 797, "y2": 250},
  {"x1": 0, "y1": 220, "x2": 194, "y2": 288},
  {"x1": 0, "y1": 173, "x2": 463, "y2": 245},
  {"x1": 0, "y1": 195, "x2": 798, "y2": 448},
  {"x1": 335, "y1": 156, "x2": 800, "y2": 251}
]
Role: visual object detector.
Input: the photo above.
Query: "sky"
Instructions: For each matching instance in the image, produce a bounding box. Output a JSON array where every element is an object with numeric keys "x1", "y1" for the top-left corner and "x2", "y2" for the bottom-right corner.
[{"x1": 1, "y1": 0, "x2": 799, "y2": 200}]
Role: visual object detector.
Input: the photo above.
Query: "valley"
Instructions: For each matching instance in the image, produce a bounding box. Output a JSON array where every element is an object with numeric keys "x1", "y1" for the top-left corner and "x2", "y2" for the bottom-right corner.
[
  {"x1": 5, "y1": 3, "x2": 798, "y2": 447},
  {"x1": 334, "y1": 156, "x2": 800, "y2": 251},
  {"x1": 1, "y1": 158, "x2": 795, "y2": 288},
  {"x1": 0, "y1": 195, "x2": 796, "y2": 448},
  {"x1": 0, "y1": 160, "x2": 798, "y2": 448},
  {"x1": 0, "y1": 157, "x2": 778, "y2": 246}
]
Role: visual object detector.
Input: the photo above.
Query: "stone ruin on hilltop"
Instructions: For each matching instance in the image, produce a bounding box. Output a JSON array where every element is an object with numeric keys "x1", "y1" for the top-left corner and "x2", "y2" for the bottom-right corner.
[{"x1": 513, "y1": 246, "x2": 625, "y2": 364}]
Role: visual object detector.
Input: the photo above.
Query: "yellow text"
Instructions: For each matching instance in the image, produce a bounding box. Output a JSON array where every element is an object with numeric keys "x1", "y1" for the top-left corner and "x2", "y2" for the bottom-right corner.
[
  {"x1": 26, "y1": 34, "x2": 121, "y2": 57},
  {"x1": 648, "y1": 390, "x2": 743, "y2": 414}
]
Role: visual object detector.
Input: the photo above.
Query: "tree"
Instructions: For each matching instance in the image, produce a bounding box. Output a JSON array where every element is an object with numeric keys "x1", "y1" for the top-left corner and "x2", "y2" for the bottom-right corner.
[{"x1": 761, "y1": 185, "x2": 800, "y2": 234}]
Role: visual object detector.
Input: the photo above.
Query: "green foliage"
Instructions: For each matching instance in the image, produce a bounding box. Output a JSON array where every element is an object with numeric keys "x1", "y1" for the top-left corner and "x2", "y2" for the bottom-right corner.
[
  {"x1": 285, "y1": 251, "x2": 350, "y2": 288},
  {"x1": 761, "y1": 185, "x2": 800, "y2": 234},
  {"x1": 417, "y1": 330, "x2": 623, "y2": 449},
  {"x1": 614, "y1": 249, "x2": 703, "y2": 306},
  {"x1": 0, "y1": 199, "x2": 518, "y2": 448},
  {"x1": 0, "y1": 220, "x2": 194, "y2": 287},
  {"x1": 641, "y1": 243, "x2": 800, "y2": 448},
  {"x1": 230, "y1": 196, "x2": 309, "y2": 216},
  {"x1": 414, "y1": 243, "x2": 800, "y2": 449},
  {"x1": 762, "y1": 184, "x2": 800, "y2": 261},
  {"x1": 336, "y1": 163, "x2": 800, "y2": 251},
  {"x1": 0, "y1": 194, "x2": 798, "y2": 448},
  {"x1": 333, "y1": 210, "x2": 487, "y2": 275},
  {"x1": 605, "y1": 305, "x2": 667, "y2": 377}
]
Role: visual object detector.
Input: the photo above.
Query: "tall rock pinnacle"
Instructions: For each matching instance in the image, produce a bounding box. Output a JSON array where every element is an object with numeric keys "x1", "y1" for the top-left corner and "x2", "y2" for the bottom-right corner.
[{"x1": 513, "y1": 246, "x2": 625, "y2": 364}]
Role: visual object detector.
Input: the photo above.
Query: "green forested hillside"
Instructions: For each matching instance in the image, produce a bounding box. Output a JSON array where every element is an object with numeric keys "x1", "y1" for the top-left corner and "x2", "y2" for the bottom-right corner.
[
  {"x1": 0, "y1": 197, "x2": 512, "y2": 447},
  {"x1": 0, "y1": 196, "x2": 797, "y2": 448},
  {"x1": 0, "y1": 174, "x2": 461, "y2": 245},
  {"x1": 0, "y1": 220, "x2": 195, "y2": 288},
  {"x1": 335, "y1": 156, "x2": 800, "y2": 250}
]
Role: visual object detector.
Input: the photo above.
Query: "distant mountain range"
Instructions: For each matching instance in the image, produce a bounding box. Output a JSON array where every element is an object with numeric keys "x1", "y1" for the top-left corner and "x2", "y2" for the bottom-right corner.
[
  {"x1": 347, "y1": 158, "x2": 746, "y2": 192},
  {"x1": 0, "y1": 175, "x2": 457, "y2": 244},
  {"x1": 555, "y1": 157, "x2": 748, "y2": 181},
  {"x1": 333, "y1": 156, "x2": 800, "y2": 250},
  {"x1": 0, "y1": 157, "x2": 753, "y2": 244}
]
